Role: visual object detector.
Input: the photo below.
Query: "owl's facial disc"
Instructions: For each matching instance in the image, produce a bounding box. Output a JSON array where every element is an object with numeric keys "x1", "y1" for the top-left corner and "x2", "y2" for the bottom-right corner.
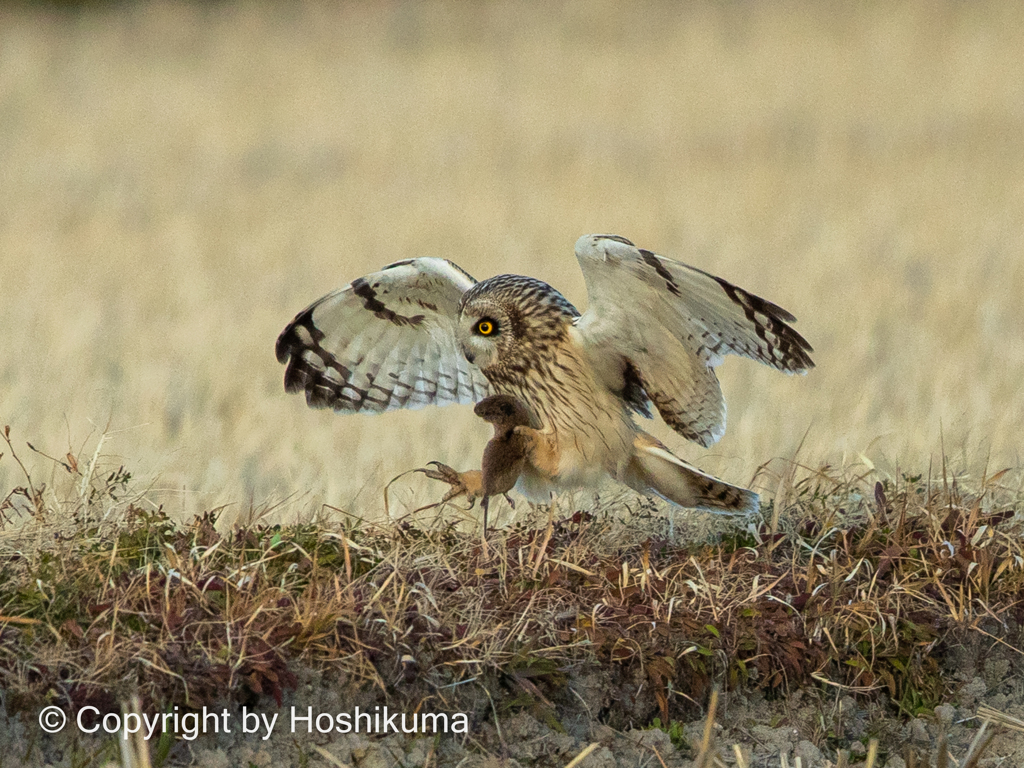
[{"x1": 458, "y1": 305, "x2": 508, "y2": 369}]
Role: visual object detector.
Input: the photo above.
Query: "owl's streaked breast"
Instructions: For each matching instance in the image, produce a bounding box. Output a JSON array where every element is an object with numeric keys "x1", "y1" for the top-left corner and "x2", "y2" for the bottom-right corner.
[
  {"x1": 461, "y1": 273, "x2": 637, "y2": 497},
  {"x1": 483, "y1": 325, "x2": 635, "y2": 495}
]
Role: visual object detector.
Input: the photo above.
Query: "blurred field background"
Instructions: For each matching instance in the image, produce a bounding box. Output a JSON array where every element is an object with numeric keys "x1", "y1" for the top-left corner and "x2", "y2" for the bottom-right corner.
[{"x1": 1, "y1": 0, "x2": 1022, "y2": 525}]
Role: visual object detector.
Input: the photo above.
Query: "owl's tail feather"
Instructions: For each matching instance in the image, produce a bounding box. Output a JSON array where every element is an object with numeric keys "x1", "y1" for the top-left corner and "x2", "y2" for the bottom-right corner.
[{"x1": 624, "y1": 433, "x2": 759, "y2": 515}]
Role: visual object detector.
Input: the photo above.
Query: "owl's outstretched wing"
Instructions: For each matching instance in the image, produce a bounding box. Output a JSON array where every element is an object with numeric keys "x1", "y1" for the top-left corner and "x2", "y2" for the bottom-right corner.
[
  {"x1": 574, "y1": 234, "x2": 814, "y2": 447},
  {"x1": 276, "y1": 257, "x2": 489, "y2": 413}
]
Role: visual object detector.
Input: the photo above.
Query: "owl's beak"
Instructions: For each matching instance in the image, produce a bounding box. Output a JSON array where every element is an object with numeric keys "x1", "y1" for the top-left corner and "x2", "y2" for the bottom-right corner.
[{"x1": 464, "y1": 350, "x2": 476, "y2": 364}]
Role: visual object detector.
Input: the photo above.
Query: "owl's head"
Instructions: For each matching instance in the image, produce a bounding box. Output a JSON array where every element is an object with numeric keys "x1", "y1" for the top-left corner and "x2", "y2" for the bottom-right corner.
[{"x1": 458, "y1": 275, "x2": 580, "y2": 374}]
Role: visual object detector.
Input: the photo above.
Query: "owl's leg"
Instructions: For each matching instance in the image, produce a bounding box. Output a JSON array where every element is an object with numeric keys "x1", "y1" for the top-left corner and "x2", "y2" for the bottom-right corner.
[
  {"x1": 512, "y1": 426, "x2": 559, "y2": 477},
  {"x1": 415, "y1": 462, "x2": 484, "y2": 506}
]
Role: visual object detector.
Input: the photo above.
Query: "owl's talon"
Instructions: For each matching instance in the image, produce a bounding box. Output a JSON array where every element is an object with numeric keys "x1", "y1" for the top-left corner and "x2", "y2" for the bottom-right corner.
[
  {"x1": 416, "y1": 462, "x2": 483, "y2": 506},
  {"x1": 415, "y1": 461, "x2": 460, "y2": 485}
]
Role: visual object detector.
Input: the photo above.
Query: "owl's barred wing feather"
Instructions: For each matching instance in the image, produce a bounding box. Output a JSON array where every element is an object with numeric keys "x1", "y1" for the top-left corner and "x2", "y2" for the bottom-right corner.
[
  {"x1": 575, "y1": 234, "x2": 814, "y2": 446},
  {"x1": 625, "y1": 433, "x2": 759, "y2": 515},
  {"x1": 276, "y1": 257, "x2": 489, "y2": 413}
]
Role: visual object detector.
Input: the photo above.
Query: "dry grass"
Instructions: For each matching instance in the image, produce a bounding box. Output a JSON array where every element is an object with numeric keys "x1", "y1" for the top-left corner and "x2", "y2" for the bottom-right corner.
[
  {"x1": 2, "y1": 427, "x2": 1022, "y2": 764},
  {"x1": 2, "y1": 4, "x2": 1024, "y2": 764},
  {"x1": 1, "y1": 1, "x2": 1023, "y2": 522}
]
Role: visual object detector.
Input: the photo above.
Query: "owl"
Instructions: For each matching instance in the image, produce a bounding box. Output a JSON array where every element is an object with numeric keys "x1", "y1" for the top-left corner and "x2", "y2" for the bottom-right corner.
[{"x1": 276, "y1": 234, "x2": 814, "y2": 519}]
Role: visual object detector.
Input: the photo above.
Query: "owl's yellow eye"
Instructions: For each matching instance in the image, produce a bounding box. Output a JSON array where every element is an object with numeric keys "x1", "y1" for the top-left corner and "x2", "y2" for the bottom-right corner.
[{"x1": 476, "y1": 320, "x2": 495, "y2": 336}]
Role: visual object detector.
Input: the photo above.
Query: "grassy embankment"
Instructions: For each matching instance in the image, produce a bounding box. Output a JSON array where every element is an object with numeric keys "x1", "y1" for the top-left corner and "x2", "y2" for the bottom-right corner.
[{"x1": 1, "y1": 427, "x2": 1022, "y2": 765}]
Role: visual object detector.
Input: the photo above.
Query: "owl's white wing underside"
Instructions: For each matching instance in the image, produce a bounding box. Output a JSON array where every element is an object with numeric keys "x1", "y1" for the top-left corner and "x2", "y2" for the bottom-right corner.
[
  {"x1": 276, "y1": 257, "x2": 489, "y2": 413},
  {"x1": 574, "y1": 234, "x2": 814, "y2": 447}
]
